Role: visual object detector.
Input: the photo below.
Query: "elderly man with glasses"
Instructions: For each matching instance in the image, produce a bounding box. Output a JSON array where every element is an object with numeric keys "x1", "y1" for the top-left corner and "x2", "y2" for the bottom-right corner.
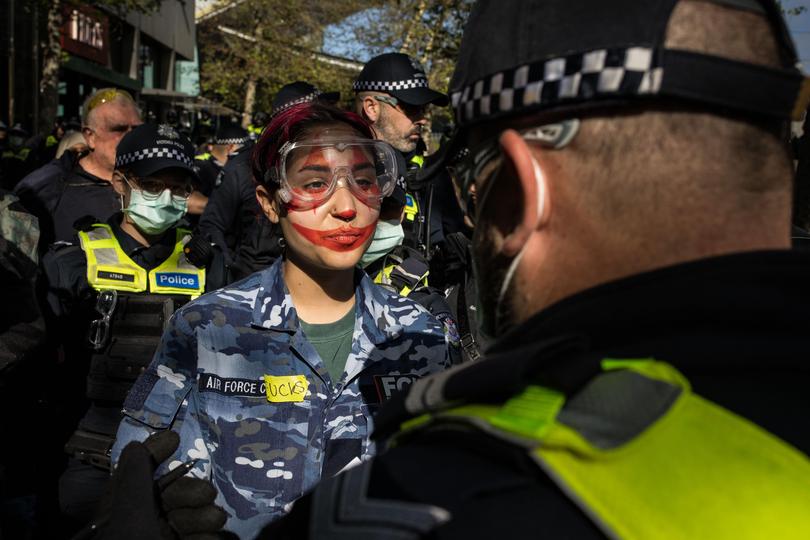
[
  {"x1": 39, "y1": 123, "x2": 227, "y2": 530},
  {"x1": 13, "y1": 88, "x2": 142, "y2": 251}
]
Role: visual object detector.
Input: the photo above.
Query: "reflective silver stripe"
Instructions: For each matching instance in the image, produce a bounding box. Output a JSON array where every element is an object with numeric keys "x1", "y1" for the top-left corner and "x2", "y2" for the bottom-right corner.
[
  {"x1": 87, "y1": 227, "x2": 112, "y2": 241},
  {"x1": 94, "y1": 247, "x2": 120, "y2": 266}
]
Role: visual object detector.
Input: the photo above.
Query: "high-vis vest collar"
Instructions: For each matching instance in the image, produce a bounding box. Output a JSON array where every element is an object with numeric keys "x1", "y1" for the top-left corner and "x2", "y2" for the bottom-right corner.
[
  {"x1": 396, "y1": 360, "x2": 810, "y2": 539},
  {"x1": 78, "y1": 223, "x2": 205, "y2": 297}
]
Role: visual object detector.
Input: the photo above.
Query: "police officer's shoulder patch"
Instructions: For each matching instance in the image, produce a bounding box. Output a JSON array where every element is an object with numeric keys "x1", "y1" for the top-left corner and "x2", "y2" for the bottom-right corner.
[{"x1": 436, "y1": 312, "x2": 461, "y2": 348}]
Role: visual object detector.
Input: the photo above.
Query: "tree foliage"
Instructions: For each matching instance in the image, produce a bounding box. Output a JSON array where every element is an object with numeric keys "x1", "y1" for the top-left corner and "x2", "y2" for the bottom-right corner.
[
  {"x1": 198, "y1": 0, "x2": 377, "y2": 117},
  {"x1": 197, "y1": 0, "x2": 472, "y2": 126}
]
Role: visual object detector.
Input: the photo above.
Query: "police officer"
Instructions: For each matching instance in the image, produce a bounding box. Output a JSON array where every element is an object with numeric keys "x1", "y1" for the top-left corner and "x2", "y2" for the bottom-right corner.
[
  {"x1": 1, "y1": 123, "x2": 37, "y2": 190},
  {"x1": 198, "y1": 81, "x2": 338, "y2": 281},
  {"x1": 41, "y1": 123, "x2": 226, "y2": 527},
  {"x1": 354, "y1": 53, "x2": 450, "y2": 259},
  {"x1": 361, "y1": 183, "x2": 462, "y2": 362},
  {"x1": 13, "y1": 88, "x2": 142, "y2": 251},
  {"x1": 247, "y1": 111, "x2": 269, "y2": 141},
  {"x1": 193, "y1": 122, "x2": 249, "y2": 197}
]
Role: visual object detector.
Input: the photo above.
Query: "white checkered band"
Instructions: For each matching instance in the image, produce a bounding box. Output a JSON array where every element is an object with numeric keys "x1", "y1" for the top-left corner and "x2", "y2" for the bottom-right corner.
[
  {"x1": 353, "y1": 78, "x2": 430, "y2": 92},
  {"x1": 116, "y1": 146, "x2": 194, "y2": 169},
  {"x1": 215, "y1": 137, "x2": 247, "y2": 145},
  {"x1": 451, "y1": 46, "x2": 663, "y2": 125},
  {"x1": 273, "y1": 92, "x2": 321, "y2": 116}
]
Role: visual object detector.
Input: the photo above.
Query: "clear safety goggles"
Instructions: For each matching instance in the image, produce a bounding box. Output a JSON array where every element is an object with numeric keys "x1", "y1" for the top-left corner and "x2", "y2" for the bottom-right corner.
[{"x1": 272, "y1": 138, "x2": 398, "y2": 210}]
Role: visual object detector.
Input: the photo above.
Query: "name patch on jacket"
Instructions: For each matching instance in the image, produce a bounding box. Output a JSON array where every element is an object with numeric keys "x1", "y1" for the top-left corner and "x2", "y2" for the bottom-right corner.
[
  {"x1": 98, "y1": 270, "x2": 135, "y2": 282},
  {"x1": 155, "y1": 272, "x2": 199, "y2": 289},
  {"x1": 374, "y1": 374, "x2": 418, "y2": 401},
  {"x1": 199, "y1": 373, "x2": 267, "y2": 398},
  {"x1": 264, "y1": 375, "x2": 309, "y2": 403}
]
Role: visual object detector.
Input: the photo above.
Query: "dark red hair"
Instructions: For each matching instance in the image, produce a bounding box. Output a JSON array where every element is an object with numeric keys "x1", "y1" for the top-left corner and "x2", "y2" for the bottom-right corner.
[{"x1": 251, "y1": 102, "x2": 374, "y2": 190}]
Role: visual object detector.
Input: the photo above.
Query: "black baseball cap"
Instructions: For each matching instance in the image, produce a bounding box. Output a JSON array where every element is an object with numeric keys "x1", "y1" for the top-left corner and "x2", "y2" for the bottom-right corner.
[
  {"x1": 214, "y1": 123, "x2": 248, "y2": 145},
  {"x1": 115, "y1": 123, "x2": 196, "y2": 178},
  {"x1": 450, "y1": 0, "x2": 808, "y2": 129},
  {"x1": 354, "y1": 53, "x2": 449, "y2": 107},
  {"x1": 271, "y1": 82, "x2": 340, "y2": 117}
]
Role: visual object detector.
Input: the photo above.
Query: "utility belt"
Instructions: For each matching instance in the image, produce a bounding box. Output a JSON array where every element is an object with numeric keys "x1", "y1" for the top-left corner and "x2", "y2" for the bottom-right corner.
[
  {"x1": 66, "y1": 293, "x2": 187, "y2": 470},
  {"x1": 64, "y1": 429, "x2": 115, "y2": 471}
]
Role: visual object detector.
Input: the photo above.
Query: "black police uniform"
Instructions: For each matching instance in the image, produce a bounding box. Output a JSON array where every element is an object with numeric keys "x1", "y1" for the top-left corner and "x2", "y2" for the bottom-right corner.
[
  {"x1": 193, "y1": 154, "x2": 224, "y2": 197},
  {"x1": 261, "y1": 251, "x2": 810, "y2": 540},
  {"x1": 13, "y1": 150, "x2": 120, "y2": 252},
  {"x1": 193, "y1": 123, "x2": 250, "y2": 197},
  {"x1": 196, "y1": 142, "x2": 283, "y2": 281}
]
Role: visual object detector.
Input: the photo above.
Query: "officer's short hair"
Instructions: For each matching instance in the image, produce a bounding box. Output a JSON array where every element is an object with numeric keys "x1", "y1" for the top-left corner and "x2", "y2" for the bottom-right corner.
[{"x1": 501, "y1": 0, "x2": 793, "y2": 229}]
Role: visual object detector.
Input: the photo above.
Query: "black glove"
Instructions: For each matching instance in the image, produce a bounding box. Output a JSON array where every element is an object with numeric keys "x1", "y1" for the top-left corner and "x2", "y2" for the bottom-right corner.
[{"x1": 74, "y1": 430, "x2": 230, "y2": 540}]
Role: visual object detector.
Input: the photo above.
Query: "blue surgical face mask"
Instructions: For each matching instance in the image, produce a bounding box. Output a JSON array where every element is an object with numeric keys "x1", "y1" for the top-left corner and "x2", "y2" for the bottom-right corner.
[
  {"x1": 124, "y1": 188, "x2": 187, "y2": 235},
  {"x1": 360, "y1": 219, "x2": 405, "y2": 268}
]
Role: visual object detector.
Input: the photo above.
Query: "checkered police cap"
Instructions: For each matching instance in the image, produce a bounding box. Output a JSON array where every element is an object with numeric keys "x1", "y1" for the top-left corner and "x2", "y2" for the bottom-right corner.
[
  {"x1": 271, "y1": 82, "x2": 341, "y2": 118},
  {"x1": 115, "y1": 123, "x2": 196, "y2": 178},
  {"x1": 451, "y1": 0, "x2": 809, "y2": 128},
  {"x1": 355, "y1": 53, "x2": 449, "y2": 107},
  {"x1": 214, "y1": 122, "x2": 248, "y2": 146}
]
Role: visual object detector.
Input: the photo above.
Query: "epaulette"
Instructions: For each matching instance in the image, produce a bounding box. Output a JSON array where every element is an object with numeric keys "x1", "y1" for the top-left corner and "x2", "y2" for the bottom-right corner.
[
  {"x1": 73, "y1": 215, "x2": 100, "y2": 232},
  {"x1": 308, "y1": 461, "x2": 450, "y2": 540}
]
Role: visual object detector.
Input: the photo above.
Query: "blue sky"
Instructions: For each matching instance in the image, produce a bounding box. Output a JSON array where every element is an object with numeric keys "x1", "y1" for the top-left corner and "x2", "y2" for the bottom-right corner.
[
  {"x1": 784, "y1": 1, "x2": 810, "y2": 71},
  {"x1": 323, "y1": 3, "x2": 810, "y2": 70}
]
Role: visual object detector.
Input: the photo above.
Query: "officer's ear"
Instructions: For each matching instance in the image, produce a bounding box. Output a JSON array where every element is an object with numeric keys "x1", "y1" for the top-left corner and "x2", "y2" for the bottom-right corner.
[
  {"x1": 361, "y1": 95, "x2": 380, "y2": 124},
  {"x1": 111, "y1": 171, "x2": 129, "y2": 198},
  {"x1": 256, "y1": 185, "x2": 281, "y2": 223},
  {"x1": 486, "y1": 130, "x2": 551, "y2": 258}
]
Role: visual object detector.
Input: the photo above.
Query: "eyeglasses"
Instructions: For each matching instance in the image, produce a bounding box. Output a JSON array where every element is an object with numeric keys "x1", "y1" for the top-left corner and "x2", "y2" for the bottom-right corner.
[
  {"x1": 122, "y1": 174, "x2": 194, "y2": 201},
  {"x1": 448, "y1": 119, "x2": 581, "y2": 225},
  {"x1": 270, "y1": 137, "x2": 398, "y2": 211},
  {"x1": 85, "y1": 88, "x2": 135, "y2": 116},
  {"x1": 88, "y1": 289, "x2": 118, "y2": 350},
  {"x1": 373, "y1": 95, "x2": 428, "y2": 120}
]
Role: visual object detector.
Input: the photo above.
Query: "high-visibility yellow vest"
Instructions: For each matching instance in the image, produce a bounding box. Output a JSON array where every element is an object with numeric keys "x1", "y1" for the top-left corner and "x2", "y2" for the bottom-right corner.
[
  {"x1": 78, "y1": 223, "x2": 205, "y2": 298},
  {"x1": 397, "y1": 360, "x2": 810, "y2": 539},
  {"x1": 195, "y1": 152, "x2": 211, "y2": 161}
]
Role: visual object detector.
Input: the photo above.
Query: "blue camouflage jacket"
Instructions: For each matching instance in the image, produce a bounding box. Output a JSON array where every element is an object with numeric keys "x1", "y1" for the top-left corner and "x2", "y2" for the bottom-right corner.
[{"x1": 111, "y1": 258, "x2": 452, "y2": 538}]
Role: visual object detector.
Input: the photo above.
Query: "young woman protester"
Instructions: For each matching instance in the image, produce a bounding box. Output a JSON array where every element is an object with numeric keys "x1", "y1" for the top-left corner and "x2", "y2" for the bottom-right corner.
[{"x1": 111, "y1": 103, "x2": 453, "y2": 538}]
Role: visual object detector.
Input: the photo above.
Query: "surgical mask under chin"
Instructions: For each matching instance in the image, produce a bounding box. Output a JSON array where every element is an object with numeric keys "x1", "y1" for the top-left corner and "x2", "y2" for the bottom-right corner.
[
  {"x1": 124, "y1": 188, "x2": 187, "y2": 235},
  {"x1": 473, "y1": 155, "x2": 546, "y2": 339},
  {"x1": 360, "y1": 219, "x2": 405, "y2": 268}
]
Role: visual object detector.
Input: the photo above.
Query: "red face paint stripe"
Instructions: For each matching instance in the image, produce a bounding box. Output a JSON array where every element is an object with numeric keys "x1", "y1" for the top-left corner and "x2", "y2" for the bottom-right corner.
[{"x1": 291, "y1": 222, "x2": 376, "y2": 252}]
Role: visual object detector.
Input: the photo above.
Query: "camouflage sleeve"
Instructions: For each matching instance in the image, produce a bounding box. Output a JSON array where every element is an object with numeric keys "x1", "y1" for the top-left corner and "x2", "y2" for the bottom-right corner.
[{"x1": 112, "y1": 309, "x2": 210, "y2": 480}]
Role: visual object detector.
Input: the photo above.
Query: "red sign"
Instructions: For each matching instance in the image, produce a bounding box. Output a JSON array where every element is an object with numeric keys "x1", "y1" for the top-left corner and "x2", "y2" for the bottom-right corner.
[{"x1": 60, "y1": 6, "x2": 109, "y2": 65}]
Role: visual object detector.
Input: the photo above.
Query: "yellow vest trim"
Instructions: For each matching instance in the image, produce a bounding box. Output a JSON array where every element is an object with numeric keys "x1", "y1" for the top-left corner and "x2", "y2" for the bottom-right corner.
[
  {"x1": 401, "y1": 361, "x2": 810, "y2": 539},
  {"x1": 410, "y1": 154, "x2": 425, "y2": 167},
  {"x1": 79, "y1": 224, "x2": 205, "y2": 298}
]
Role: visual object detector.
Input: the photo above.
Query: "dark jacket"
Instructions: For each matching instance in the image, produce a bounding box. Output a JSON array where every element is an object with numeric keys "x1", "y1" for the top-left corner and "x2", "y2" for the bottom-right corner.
[
  {"x1": 197, "y1": 144, "x2": 282, "y2": 280},
  {"x1": 13, "y1": 151, "x2": 119, "y2": 252},
  {"x1": 264, "y1": 250, "x2": 810, "y2": 539}
]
